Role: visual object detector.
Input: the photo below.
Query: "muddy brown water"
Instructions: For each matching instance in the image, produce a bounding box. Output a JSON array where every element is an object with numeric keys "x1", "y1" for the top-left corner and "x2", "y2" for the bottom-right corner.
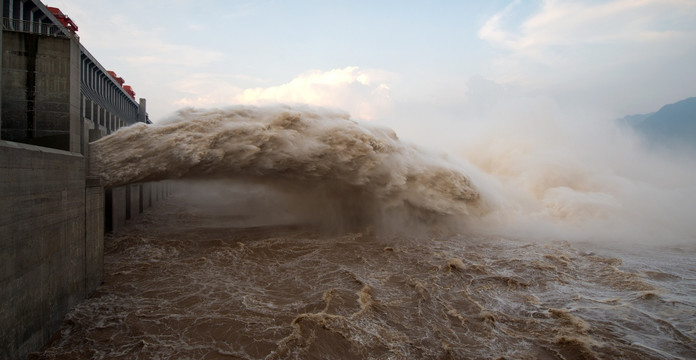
[{"x1": 30, "y1": 190, "x2": 696, "y2": 360}]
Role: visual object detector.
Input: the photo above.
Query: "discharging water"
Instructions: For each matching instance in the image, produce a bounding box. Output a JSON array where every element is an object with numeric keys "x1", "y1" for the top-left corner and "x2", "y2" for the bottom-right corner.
[{"x1": 32, "y1": 105, "x2": 696, "y2": 359}]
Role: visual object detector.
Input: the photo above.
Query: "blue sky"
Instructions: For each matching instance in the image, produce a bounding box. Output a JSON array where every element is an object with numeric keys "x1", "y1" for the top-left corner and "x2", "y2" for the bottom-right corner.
[{"x1": 48, "y1": 0, "x2": 696, "y2": 146}]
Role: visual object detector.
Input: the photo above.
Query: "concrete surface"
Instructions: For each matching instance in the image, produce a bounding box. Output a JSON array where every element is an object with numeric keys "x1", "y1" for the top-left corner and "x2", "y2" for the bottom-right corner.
[{"x1": 0, "y1": 141, "x2": 101, "y2": 360}]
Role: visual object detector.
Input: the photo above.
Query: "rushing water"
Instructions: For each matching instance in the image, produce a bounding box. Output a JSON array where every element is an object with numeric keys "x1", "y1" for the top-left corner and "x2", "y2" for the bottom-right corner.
[
  {"x1": 31, "y1": 184, "x2": 696, "y2": 359},
  {"x1": 32, "y1": 105, "x2": 696, "y2": 359}
]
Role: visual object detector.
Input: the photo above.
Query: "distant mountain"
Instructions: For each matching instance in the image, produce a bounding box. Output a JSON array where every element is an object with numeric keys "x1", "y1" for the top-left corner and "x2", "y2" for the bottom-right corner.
[{"x1": 620, "y1": 97, "x2": 696, "y2": 148}]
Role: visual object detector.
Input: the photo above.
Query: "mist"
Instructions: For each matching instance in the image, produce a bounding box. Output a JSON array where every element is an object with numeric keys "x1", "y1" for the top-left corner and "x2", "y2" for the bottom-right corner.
[
  {"x1": 91, "y1": 98, "x2": 696, "y2": 247},
  {"x1": 380, "y1": 92, "x2": 696, "y2": 246}
]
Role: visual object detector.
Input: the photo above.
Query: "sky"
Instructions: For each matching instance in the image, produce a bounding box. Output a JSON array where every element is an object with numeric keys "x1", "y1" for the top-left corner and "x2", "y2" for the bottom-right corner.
[
  {"x1": 44, "y1": 0, "x2": 696, "y2": 243},
  {"x1": 47, "y1": 0, "x2": 696, "y2": 147}
]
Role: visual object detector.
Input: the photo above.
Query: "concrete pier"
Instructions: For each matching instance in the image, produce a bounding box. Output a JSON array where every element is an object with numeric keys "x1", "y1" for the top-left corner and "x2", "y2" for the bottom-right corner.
[
  {"x1": 104, "y1": 186, "x2": 126, "y2": 232},
  {"x1": 127, "y1": 184, "x2": 140, "y2": 220},
  {"x1": 103, "y1": 182, "x2": 171, "y2": 233}
]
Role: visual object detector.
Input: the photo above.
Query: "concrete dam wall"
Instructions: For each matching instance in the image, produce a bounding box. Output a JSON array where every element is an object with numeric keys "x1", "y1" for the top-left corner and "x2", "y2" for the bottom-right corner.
[
  {"x1": 0, "y1": 140, "x2": 172, "y2": 359},
  {"x1": 0, "y1": 1, "x2": 162, "y2": 357},
  {"x1": 0, "y1": 141, "x2": 101, "y2": 358}
]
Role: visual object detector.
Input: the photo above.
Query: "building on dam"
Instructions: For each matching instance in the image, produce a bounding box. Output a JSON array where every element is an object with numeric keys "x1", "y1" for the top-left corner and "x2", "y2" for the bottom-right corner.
[{"x1": 1, "y1": 1, "x2": 169, "y2": 358}]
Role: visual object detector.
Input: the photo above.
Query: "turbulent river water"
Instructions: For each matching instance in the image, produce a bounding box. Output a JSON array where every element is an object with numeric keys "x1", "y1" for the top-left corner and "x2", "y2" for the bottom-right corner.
[{"x1": 31, "y1": 106, "x2": 696, "y2": 359}]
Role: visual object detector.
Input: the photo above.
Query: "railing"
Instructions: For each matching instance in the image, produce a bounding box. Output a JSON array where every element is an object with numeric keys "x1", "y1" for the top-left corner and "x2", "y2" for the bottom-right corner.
[{"x1": 2, "y1": 18, "x2": 76, "y2": 39}]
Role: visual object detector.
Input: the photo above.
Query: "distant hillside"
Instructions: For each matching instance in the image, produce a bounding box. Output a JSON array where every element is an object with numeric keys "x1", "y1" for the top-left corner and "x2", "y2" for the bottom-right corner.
[{"x1": 620, "y1": 97, "x2": 696, "y2": 148}]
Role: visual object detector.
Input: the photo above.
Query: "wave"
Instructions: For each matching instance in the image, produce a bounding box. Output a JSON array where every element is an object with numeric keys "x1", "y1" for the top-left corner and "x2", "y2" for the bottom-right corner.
[{"x1": 90, "y1": 106, "x2": 482, "y2": 232}]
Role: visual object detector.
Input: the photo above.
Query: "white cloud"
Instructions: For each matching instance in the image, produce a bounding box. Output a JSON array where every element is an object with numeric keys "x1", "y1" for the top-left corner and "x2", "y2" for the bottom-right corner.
[
  {"x1": 236, "y1": 67, "x2": 395, "y2": 120},
  {"x1": 170, "y1": 67, "x2": 395, "y2": 121},
  {"x1": 477, "y1": 0, "x2": 696, "y2": 114},
  {"x1": 480, "y1": 0, "x2": 695, "y2": 58}
]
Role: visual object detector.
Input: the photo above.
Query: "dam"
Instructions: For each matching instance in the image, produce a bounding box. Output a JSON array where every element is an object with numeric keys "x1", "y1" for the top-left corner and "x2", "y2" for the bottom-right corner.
[
  {"x1": 0, "y1": 1, "x2": 170, "y2": 358},
  {"x1": 3, "y1": 1, "x2": 696, "y2": 359}
]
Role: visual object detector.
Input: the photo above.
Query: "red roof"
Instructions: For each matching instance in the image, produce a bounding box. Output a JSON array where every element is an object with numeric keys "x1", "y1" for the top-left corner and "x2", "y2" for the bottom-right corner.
[{"x1": 47, "y1": 6, "x2": 78, "y2": 32}]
